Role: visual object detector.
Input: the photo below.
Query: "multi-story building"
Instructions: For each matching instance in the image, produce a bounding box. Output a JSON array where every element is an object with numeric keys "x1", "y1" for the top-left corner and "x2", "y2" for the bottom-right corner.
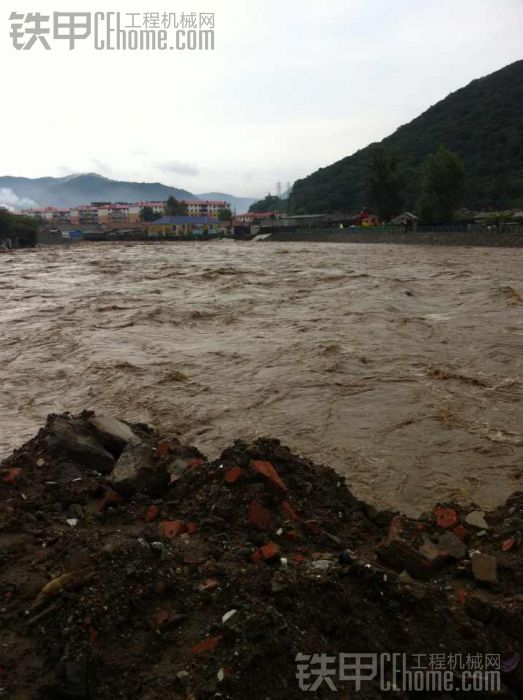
[
  {"x1": 21, "y1": 207, "x2": 71, "y2": 223},
  {"x1": 69, "y1": 206, "x2": 99, "y2": 226},
  {"x1": 21, "y1": 199, "x2": 231, "y2": 226},
  {"x1": 185, "y1": 200, "x2": 230, "y2": 218},
  {"x1": 128, "y1": 202, "x2": 166, "y2": 223}
]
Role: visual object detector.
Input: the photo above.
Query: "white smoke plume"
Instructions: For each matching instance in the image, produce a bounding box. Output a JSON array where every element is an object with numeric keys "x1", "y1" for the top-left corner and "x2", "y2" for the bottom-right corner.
[{"x1": 0, "y1": 188, "x2": 38, "y2": 212}]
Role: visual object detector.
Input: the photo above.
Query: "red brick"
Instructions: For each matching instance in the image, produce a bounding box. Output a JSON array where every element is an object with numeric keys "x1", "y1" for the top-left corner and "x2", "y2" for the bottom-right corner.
[
  {"x1": 251, "y1": 550, "x2": 262, "y2": 564},
  {"x1": 186, "y1": 522, "x2": 198, "y2": 534},
  {"x1": 433, "y1": 506, "x2": 458, "y2": 529},
  {"x1": 248, "y1": 501, "x2": 274, "y2": 531},
  {"x1": 501, "y1": 537, "x2": 516, "y2": 552},
  {"x1": 187, "y1": 458, "x2": 204, "y2": 469},
  {"x1": 456, "y1": 589, "x2": 469, "y2": 605},
  {"x1": 2, "y1": 468, "x2": 22, "y2": 485},
  {"x1": 159, "y1": 520, "x2": 186, "y2": 538},
  {"x1": 97, "y1": 491, "x2": 124, "y2": 512},
  {"x1": 260, "y1": 542, "x2": 280, "y2": 560},
  {"x1": 453, "y1": 525, "x2": 469, "y2": 541},
  {"x1": 293, "y1": 554, "x2": 307, "y2": 565},
  {"x1": 191, "y1": 635, "x2": 221, "y2": 654},
  {"x1": 250, "y1": 460, "x2": 287, "y2": 492},
  {"x1": 281, "y1": 501, "x2": 300, "y2": 522},
  {"x1": 224, "y1": 466, "x2": 244, "y2": 484},
  {"x1": 145, "y1": 505, "x2": 160, "y2": 523},
  {"x1": 156, "y1": 442, "x2": 170, "y2": 457}
]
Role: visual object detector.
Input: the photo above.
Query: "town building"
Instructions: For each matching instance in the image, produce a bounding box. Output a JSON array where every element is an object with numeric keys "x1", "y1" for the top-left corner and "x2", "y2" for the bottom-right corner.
[
  {"x1": 147, "y1": 215, "x2": 221, "y2": 237},
  {"x1": 184, "y1": 200, "x2": 230, "y2": 217}
]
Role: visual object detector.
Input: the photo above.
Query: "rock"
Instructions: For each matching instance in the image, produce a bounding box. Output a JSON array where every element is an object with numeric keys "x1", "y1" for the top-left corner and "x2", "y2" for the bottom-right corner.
[
  {"x1": 464, "y1": 595, "x2": 494, "y2": 622},
  {"x1": 378, "y1": 538, "x2": 449, "y2": 578},
  {"x1": 438, "y1": 531, "x2": 467, "y2": 560},
  {"x1": 499, "y1": 516, "x2": 523, "y2": 535},
  {"x1": 88, "y1": 415, "x2": 141, "y2": 455},
  {"x1": 465, "y1": 511, "x2": 488, "y2": 529},
  {"x1": 68, "y1": 504, "x2": 84, "y2": 519},
  {"x1": 309, "y1": 559, "x2": 333, "y2": 571},
  {"x1": 46, "y1": 416, "x2": 115, "y2": 473},
  {"x1": 470, "y1": 551, "x2": 497, "y2": 583},
  {"x1": 109, "y1": 443, "x2": 169, "y2": 497}
]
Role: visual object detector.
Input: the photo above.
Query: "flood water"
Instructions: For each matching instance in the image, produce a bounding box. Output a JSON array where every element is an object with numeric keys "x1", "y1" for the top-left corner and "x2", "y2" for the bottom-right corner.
[{"x1": 1, "y1": 240, "x2": 522, "y2": 515}]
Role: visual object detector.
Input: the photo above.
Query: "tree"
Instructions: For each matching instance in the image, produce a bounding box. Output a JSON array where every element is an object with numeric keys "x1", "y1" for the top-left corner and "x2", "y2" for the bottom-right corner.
[
  {"x1": 165, "y1": 196, "x2": 188, "y2": 216},
  {"x1": 218, "y1": 207, "x2": 232, "y2": 222},
  {"x1": 249, "y1": 194, "x2": 285, "y2": 213},
  {"x1": 140, "y1": 206, "x2": 160, "y2": 222},
  {"x1": 417, "y1": 146, "x2": 466, "y2": 224},
  {"x1": 367, "y1": 146, "x2": 405, "y2": 221},
  {"x1": 0, "y1": 208, "x2": 11, "y2": 238},
  {"x1": 0, "y1": 208, "x2": 38, "y2": 246}
]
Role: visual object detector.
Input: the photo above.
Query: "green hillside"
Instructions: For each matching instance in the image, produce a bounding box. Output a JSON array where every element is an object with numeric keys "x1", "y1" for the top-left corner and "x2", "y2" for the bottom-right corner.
[{"x1": 289, "y1": 60, "x2": 523, "y2": 214}]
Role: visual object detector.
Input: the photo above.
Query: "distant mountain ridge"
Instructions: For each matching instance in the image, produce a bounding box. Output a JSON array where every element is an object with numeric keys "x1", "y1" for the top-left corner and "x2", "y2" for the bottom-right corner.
[
  {"x1": 289, "y1": 60, "x2": 523, "y2": 213},
  {"x1": 0, "y1": 174, "x2": 256, "y2": 213}
]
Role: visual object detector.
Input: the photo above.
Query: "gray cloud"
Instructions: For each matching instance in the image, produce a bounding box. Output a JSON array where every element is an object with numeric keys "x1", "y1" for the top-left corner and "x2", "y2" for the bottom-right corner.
[{"x1": 156, "y1": 161, "x2": 200, "y2": 177}]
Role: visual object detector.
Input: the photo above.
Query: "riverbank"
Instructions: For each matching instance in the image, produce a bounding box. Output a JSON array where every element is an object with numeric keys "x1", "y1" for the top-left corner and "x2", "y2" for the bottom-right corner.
[
  {"x1": 267, "y1": 228, "x2": 523, "y2": 246},
  {"x1": 1, "y1": 412, "x2": 522, "y2": 698}
]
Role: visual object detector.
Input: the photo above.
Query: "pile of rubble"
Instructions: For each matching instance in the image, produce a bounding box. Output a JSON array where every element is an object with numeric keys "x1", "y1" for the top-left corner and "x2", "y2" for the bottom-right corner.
[{"x1": 0, "y1": 412, "x2": 521, "y2": 698}]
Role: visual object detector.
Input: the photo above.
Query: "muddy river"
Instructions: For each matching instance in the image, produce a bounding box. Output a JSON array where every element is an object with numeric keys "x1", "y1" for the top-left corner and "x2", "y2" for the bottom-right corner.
[{"x1": 1, "y1": 241, "x2": 521, "y2": 515}]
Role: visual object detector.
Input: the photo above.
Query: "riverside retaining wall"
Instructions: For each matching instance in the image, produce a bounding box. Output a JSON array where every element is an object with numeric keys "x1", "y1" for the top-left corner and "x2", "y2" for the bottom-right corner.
[{"x1": 267, "y1": 228, "x2": 523, "y2": 247}]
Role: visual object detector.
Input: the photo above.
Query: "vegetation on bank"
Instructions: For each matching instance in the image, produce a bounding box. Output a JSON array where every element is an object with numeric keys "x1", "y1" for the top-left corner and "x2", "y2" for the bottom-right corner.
[
  {"x1": 0, "y1": 208, "x2": 38, "y2": 246},
  {"x1": 249, "y1": 195, "x2": 286, "y2": 213},
  {"x1": 287, "y1": 60, "x2": 523, "y2": 217}
]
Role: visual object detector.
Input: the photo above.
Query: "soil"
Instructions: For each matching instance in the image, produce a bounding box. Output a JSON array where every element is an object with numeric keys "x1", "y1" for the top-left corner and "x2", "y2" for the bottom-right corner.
[{"x1": 0, "y1": 412, "x2": 522, "y2": 699}]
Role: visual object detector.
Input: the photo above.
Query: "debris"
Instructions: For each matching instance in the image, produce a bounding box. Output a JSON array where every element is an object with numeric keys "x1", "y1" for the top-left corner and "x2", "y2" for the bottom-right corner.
[
  {"x1": 433, "y1": 505, "x2": 459, "y2": 529},
  {"x1": 248, "y1": 501, "x2": 274, "y2": 531},
  {"x1": 0, "y1": 412, "x2": 521, "y2": 700},
  {"x1": 470, "y1": 551, "x2": 498, "y2": 583},
  {"x1": 250, "y1": 459, "x2": 287, "y2": 492},
  {"x1": 45, "y1": 415, "x2": 115, "y2": 473},
  {"x1": 191, "y1": 636, "x2": 221, "y2": 654},
  {"x1": 437, "y1": 531, "x2": 467, "y2": 559},
  {"x1": 222, "y1": 609, "x2": 237, "y2": 624},
  {"x1": 109, "y1": 443, "x2": 169, "y2": 497},
  {"x1": 466, "y1": 511, "x2": 489, "y2": 530}
]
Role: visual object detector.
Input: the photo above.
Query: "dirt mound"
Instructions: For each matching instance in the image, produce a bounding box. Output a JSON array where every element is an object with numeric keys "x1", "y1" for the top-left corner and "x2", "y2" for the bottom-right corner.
[{"x1": 0, "y1": 412, "x2": 522, "y2": 698}]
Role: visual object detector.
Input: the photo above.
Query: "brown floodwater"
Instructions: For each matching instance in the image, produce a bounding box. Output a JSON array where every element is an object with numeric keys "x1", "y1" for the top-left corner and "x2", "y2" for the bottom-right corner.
[{"x1": 1, "y1": 240, "x2": 522, "y2": 515}]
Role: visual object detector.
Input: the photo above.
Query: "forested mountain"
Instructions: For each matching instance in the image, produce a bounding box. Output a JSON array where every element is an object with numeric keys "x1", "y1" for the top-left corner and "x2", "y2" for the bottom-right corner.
[{"x1": 289, "y1": 60, "x2": 523, "y2": 213}]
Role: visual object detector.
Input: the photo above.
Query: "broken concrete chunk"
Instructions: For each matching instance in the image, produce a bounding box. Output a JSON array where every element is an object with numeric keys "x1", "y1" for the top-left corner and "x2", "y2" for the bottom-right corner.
[
  {"x1": 45, "y1": 416, "x2": 115, "y2": 473},
  {"x1": 438, "y1": 531, "x2": 467, "y2": 560},
  {"x1": 465, "y1": 511, "x2": 488, "y2": 530},
  {"x1": 109, "y1": 443, "x2": 169, "y2": 497},
  {"x1": 470, "y1": 552, "x2": 497, "y2": 583},
  {"x1": 88, "y1": 415, "x2": 141, "y2": 455}
]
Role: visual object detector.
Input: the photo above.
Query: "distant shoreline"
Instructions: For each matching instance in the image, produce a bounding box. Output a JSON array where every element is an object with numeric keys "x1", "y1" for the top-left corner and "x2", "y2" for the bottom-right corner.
[{"x1": 266, "y1": 228, "x2": 523, "y2": 247}]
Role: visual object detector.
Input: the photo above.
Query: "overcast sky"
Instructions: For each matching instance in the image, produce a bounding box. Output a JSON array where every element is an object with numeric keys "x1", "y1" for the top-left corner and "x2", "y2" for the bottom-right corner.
[{"x1": 1, "y1": 0, "x2": 522, "y2": 198}]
